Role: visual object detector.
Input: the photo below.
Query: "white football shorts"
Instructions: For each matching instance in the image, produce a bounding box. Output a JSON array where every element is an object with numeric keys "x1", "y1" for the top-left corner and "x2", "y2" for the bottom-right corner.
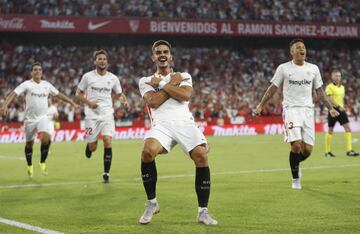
[
  {"x1": 283, "y1": 107, "x2": 315, "y2": 146},
  {"x1": 24, "y1": 116, "x2": 52, "y2": 142},
  {"x1": 85, "y1": 116, "x2": 115, "y2": 143},
  {"x1": 145, "y1": 119, "x2": 207, "y2": 155}
]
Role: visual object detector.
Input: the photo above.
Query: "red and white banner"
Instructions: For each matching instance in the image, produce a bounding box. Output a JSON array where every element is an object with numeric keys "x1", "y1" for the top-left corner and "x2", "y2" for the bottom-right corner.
[
  {"x1": 1, "y1": 122, "x2": 359, "y2": 144},
  {"x1": 0, "y1": 15, "x2": 359, "y2": 39}
]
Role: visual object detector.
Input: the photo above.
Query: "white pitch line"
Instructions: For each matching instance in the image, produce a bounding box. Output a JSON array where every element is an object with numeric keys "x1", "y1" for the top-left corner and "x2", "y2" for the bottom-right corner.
[
  {"x1": 1, "y1": 163, "x2": 359, "y2": 190},
  {"x1": 0, "y1": 155, "x2": 24, "y2": 160},
  {"x1": 0, "y1": 217, "x2": 64, "y2": 234}
]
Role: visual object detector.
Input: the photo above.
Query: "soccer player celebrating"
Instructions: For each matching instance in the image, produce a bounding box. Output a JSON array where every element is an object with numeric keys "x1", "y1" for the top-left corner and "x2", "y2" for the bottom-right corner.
[
  {"x1": 254, "y1": 39, "x2": 339, "y2": 189},
  {"x1": 324, "y1": 70, "x2": 359, "y2": 157},
  {"x1": 138, "y1": 40, "x2": 217, "y2": 225},
  {"x1": 0, "y1": 62, "x2": 79, "y2": 177},
  {"x1": 76, "y1": 49, "x2": 128, "y2": 183}
]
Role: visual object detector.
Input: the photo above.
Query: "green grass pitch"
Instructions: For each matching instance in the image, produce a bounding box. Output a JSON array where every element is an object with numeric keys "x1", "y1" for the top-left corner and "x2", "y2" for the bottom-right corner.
[{"x1": 0, "y1": 133, "x2": 359, "y2": 233}]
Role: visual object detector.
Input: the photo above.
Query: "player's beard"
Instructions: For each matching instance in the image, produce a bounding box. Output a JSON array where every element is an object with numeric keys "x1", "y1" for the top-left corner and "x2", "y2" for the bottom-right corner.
[
  {"x1": 97, "y1": 64, "x2": 107, "y2": 71},
  {"x1": 158, "y1": 62, "x2": 169, "y2": 68}
]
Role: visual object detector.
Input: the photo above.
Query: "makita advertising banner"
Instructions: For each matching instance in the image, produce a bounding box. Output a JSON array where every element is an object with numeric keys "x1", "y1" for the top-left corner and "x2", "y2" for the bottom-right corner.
[
  {"x1": 0, "y1": 15, "x2": 358, "y2": 39},
  {"x1": 1, "y1": 122, "x2": 360, "y2": 144}
]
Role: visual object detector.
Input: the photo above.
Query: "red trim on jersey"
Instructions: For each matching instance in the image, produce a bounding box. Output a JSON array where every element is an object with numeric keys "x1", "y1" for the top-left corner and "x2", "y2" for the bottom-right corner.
[
  {"x1": 146, "y1": 104, "x2": 154, "y2": 127},
  {"x1": 282, "y1": 110, "x2": 288, "y2": 142}
]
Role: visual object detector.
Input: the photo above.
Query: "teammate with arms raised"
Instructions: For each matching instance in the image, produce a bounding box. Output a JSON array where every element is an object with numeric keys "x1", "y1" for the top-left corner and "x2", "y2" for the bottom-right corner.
[
  {"x1": 0, "y1": 62, "x2": 79, "y2": 177},
  {"x1": 76, "y1": 49, "x2": 128, "y2": 183},
  {"x1": 138, "y1": 40, "x2": 217, "y2": 225},
  {"x1": 254, "y1": 39, "x2": 339, "y2": 189},
  {"x1": 324, "y1": 70, "x2": 359, "y2": 157}
]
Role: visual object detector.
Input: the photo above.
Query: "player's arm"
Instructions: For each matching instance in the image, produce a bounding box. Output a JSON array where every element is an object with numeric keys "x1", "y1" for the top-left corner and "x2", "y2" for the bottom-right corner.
[
  {"x1": 160, "y1": 72, "x2": 192, "y2": 102},
  {"x1": 56, "y1": 92, "x2": 79, "y2": 109},
  {"x1": 254, "y1": 83, "x2": 278, "y2": 116},
  {"x1": 162, "y1": 85, "x2": 192, "y2": 102},
  {"x1": 316, "y1": 87, "x2": 339, "y2": 117},
  {"x1": 75, "y1": 88, "x2": 97, "y2": 109},
  {"x1": 143, "y1": 90, "x2": 170, "y2": 109},
  {"x1": 114, "y1": 93, "x2": 129, "y2": 109},
  {"x1": 0, "y1": 91, "x2": 17, "y2": 116}
]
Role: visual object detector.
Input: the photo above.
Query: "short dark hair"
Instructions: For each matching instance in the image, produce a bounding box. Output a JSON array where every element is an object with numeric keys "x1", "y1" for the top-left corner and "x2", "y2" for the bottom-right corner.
[
  {"x1": 289, "y1": 38, "x2": 304, "y2": 48},
  {"x1": 93, "y1": 49, "x2": 108, "y2": 60},
  {"x1": 152, "y1": 40, "x2": 172, "y2": 53},
  {"x1": 31, "y1": 62, "x2": 41, "y2": 71}
]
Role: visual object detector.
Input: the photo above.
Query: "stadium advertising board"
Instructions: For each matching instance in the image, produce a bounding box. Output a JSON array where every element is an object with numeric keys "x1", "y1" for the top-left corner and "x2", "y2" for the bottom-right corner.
[
  {"x1": 1, "y1": 122, "x2": 360, "y2": 144},
  {"x1": 0, "y1": 15, "x2": 358, "y2": 39},
  {"x1": 1, "y1": 122, "x2": 359, "y2": 143}
]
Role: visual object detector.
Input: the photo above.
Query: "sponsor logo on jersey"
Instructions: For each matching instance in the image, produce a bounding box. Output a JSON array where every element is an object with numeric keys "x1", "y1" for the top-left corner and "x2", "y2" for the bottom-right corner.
[
  {"x1": 31, "y1": 92, "x2": 47, "y2": 98},
  {"x1": 289, "y1": 79, "x2": 312, "y2": 86},
  {"x1": 91, "y1": 87, "x2": 111, "y2": 92}
]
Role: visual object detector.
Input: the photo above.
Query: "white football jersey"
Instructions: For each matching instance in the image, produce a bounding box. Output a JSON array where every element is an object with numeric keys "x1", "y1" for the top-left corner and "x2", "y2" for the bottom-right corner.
[
  {"x1": 139, "y1": 72, "x2": 194, "y2": 123},
  {"x1": 78, "y1": 70, "x2": 122, "y2": 119},
  {"x1": 271, "y1": 60, "x2": 323, "y2": 108},
  {"x1": 14, "y1": 79, "x2": 59, "y2": 122}
]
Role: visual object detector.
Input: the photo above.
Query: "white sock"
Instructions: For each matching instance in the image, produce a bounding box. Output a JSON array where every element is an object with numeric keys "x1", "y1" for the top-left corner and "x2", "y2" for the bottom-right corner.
[
  {"x1": 198, "y1": 207, "x2": 208, "y2": 213},
  {"x1": 149, "y1": 198, "x2": 157, "y2": 204}
]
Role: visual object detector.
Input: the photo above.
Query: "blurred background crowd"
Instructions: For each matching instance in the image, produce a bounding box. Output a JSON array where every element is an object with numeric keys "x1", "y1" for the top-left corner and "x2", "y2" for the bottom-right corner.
[
  {"x1": 1, "y1": 0, "x2": 360, "y2": 124},
  {"x1": 1, "y1": 43, "x2": 360, "y2": 122},
  {"x1": 1, "y1": 0, "x2": 360, "y2": 23}
]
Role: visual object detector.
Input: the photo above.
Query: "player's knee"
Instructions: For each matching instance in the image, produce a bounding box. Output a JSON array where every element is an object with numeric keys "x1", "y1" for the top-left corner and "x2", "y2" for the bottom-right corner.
[
  {"x1": 141, "y1": 146, "x2": 157, "y2": 162},
  {"x1": 40, "y1": 133, "x2": 50, "y2": 144},
  {"x1": 190, "y1": 146, "x2": 208, "y2": 167},
  {"x1": 89, "y1": 142, "x2": 97, "y2": 151},
  {"x1": 40, "y1": 139, "x2": 50, "y2": 145},
  {"x1": 103, "y1": 137, "x2": 112, "y2": 148},
  {"x1": 344, "y1": 126, "x2": 351, "y2": 132},
  {"x1": 303, "y1": 145, "x2": 313, "y2": 157},
  {"x1": 26, "y1": 141, "x2": 34, "y2": 148},
  {"x1": 291, "y1": 142, "x2": 302, "y2": 153}
]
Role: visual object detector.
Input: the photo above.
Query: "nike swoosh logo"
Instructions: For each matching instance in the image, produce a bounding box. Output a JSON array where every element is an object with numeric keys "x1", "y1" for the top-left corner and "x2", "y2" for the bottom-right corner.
[{"x1": 88, "y1": 21, "x2": 112, "y2": 30}]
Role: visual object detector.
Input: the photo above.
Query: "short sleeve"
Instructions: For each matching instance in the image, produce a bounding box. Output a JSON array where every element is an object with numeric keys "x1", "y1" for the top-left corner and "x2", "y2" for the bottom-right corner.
[
  {"x1": 47, "y1": 82, "x2": 60, "y2": 96},
  {"x1": 325, "y1": 84, "x2": 333, "y2": 96},
  {"x1": 139, "y1": 77, "x2": 155, "y2": 97},
  {"x1": 78, "y1": 74, "x2": 87, "y2": 91},
  {"x1": 113, "y1": 77, "x2": 122, "y2": 94},
  {"x1": 179, "y1": 72, "x2": 192, "y2": 87},
  {"x1": 270, "y1": 65, "x2": 284, "y2": 87},
  {"x1": 313, "y1": 65, "x2": 323, "y2": 89},
  {"x1": 13, "y1": 81, "x2": 28, "y2": 96}
]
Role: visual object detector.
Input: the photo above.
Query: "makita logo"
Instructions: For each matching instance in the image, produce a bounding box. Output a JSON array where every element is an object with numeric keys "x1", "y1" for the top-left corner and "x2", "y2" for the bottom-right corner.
[
  {"x1": 113, "y1": 128, "x2": 146, "y2": 139},
  {"x1": 0, "y1": 17, "x2": 24, "y2": 29},
  {"x1": 289, "y1": 79, "x2": 312, "y2": 86},
  {"x1": 91, "y1": 87, "x2": 111, "y2": 93},
  {"x1": 40, "y1": 20, "x2": 75, "y2": 29},
  {"x1": 30, "y1": 92, "x2": 47, "y2": 98},
  {"x1": 212, "y1": 125, "x2": 257, "y2": 136}
]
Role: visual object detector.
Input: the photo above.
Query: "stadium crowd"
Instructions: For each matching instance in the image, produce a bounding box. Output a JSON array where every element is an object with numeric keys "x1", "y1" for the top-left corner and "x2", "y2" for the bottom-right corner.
[
  {"x1": 1, "y1": 43, "x2": 360, "y2": 123},
  {"x1": 1, "y1": 0, "x2": 360, "y2": 23}
]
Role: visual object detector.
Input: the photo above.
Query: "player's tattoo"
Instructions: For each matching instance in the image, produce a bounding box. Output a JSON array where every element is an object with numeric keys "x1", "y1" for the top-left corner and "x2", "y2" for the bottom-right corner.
[
  {"x1": 316, "y1": 87, "x2": 333, "y2": 110},
  {"x1": 259, "y1": 84, "x2": 277, "y2": 106}
]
